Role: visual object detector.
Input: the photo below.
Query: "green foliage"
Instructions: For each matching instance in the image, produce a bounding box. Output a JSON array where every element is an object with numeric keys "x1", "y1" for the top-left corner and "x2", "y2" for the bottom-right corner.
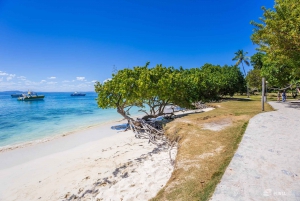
[
  {"x1": 94, "y1": 64, "x2": 146, "y2": 120},
  {"x1": 136, "y1": 64, "x2": 177, "y2": 116},
  {"x1": 95, "y1": 63, "x2": 246, "y2": 119},
  {"x1": 169, "y1": 68, "x2": 199, "y2": 108},
  {"x1": 251, "y1": 0, "x2": 300, "y2": 83},
  {"x1": 220, "y1": 65, "x2": 246, "y2": 96},
  {"x1": 246, "y1": 69, "x2": 262, "y2": 90},
  {"x1": 232, "y1": 50, "x2": 250, "y2": 76},
  {"x1": 250, "y1": 52, "x2": 265, "y2": 70},
  {"x1": 260, "y1": 59, "x2": 294, "y2": 87}
]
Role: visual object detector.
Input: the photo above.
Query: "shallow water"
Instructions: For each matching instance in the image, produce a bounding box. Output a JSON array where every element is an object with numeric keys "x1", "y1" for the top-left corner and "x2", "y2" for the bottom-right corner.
[{"x1": 0, "y1": 92, "x2": 139, "y2": 147}]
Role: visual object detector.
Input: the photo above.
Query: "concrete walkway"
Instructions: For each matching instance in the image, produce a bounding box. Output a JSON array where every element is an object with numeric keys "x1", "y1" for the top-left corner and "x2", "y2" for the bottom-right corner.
[{"x1": 211, "y1": 101, "x2": 300, "y2": 201}]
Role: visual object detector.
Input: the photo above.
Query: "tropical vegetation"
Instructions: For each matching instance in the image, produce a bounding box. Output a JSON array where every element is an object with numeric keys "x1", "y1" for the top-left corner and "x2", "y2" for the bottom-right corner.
[
  {"x1": 95, "y1": 63, "x2": 245, "y2": 119},
  {"x1": 232, "y1": 50, "x2": 250, "y2": 97},
  {"x1": 93, "y1": 1, "x2": 300, "y2": 200},
  {"x1": 251, "y1": 0, "x2": 300, "y2": 89}
]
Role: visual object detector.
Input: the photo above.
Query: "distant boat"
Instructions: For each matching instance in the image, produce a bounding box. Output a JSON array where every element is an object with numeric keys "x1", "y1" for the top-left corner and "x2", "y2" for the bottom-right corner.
[
  {"x1": 71, "y1": 92, "x2": 86, "y2": 96},
  {"x1": 17, "y1": 91, "x2": 45, "y2": 101},
  {"x1": 11, "y1": 94, "x2": 23, "y2": 98}
]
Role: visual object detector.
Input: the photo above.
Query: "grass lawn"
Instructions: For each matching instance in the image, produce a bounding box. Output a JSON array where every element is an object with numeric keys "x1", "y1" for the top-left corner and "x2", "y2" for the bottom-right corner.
[
  {"x1": 150, "y1": 97, "x2": 274, "y2": 201},
  {"x1": 235, "y1": 92, "x2": 300, "y2": 102}
]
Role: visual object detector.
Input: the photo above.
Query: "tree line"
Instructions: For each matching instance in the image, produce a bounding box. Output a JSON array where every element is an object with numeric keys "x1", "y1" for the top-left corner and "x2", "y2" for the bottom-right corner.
[
  {"x1": 249, "y1": 0, "x2": 300, "y2": 90},
  {"x1": 95, "y1": 63, "x2": 245, "y2": 120}
]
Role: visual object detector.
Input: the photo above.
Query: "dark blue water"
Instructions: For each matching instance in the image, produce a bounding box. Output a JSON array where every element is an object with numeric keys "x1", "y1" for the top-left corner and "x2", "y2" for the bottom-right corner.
[{"x1": 0, "y1": 92, "x2": 134, "y2": 147}]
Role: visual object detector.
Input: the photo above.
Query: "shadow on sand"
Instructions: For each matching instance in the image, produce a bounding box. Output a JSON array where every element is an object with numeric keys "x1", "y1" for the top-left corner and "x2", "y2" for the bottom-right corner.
[{"x1": 62, "y1": 145, "x2": 168, "y2": 201}]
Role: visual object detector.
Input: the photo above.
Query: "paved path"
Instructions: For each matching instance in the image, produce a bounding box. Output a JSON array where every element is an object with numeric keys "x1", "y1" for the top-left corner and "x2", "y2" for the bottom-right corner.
[{"x1": 211, "y1": 101, "x2": 300, "y2": 201}]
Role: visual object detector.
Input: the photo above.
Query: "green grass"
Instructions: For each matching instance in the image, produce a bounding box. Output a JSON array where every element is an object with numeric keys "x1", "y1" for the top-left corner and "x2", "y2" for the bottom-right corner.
[
  {"x1": 150, "y1": 98, "x2": 273, "y2": 201},
  {"x1": 234, "y1": 93, "x2": 299, "y2": 102}
]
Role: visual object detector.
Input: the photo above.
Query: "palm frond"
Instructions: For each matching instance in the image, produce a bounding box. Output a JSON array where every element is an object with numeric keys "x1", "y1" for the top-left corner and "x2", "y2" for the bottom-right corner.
[
  {"x1": 244, "y1": 60, "x2": 250, "y2": 66},
  {"x1": 232, "y1": 53, "x2": 240, "y2": 60}
]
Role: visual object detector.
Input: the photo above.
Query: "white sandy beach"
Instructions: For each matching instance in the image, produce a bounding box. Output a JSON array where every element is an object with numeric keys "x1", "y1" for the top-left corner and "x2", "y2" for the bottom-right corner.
[
  {"x1": 0, "y1": 118, "x2": 177, "y2": 201},
  {"x1": 0, "y1": 108, "x2": 214, "y2": 201}
]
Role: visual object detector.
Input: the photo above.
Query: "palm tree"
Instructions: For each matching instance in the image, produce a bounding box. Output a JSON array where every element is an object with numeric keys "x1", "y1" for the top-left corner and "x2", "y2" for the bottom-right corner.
[{"x1": 233, "y1": 50, "x2": 250, "y2": 97}]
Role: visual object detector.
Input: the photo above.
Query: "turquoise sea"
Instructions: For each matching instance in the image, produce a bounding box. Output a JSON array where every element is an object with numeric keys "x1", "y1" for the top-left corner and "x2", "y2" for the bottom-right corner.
[{"x1": 0, "y1": 92, "x2": 136, "y2": 148}]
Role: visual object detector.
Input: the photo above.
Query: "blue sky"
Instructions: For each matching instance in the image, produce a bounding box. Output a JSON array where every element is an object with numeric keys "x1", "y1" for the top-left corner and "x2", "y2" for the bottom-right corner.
[{"x1": 0, "y1": 0, "x2": 275, "y2": 92}]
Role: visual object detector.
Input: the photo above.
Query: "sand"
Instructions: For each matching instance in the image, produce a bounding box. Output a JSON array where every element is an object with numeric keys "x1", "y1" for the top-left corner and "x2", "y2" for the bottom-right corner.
[
  {"x1": 0, "y1": 114, "x2": 175, "y2": 201},
  {"x1": 211, "y1": 101, "x2": 300, "y2": 201},
  {"x1": 0, "y1": 107, "x2": 215, "y2": 201},
  {"x1": 0, "y1": 118, "x2": 177, "y2": 201}
]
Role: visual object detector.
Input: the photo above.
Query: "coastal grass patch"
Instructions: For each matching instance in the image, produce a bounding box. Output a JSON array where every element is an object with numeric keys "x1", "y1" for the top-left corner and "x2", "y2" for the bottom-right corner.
[
  {"x1": 234, "y1": 93, "x2": 299, "y2": 102},
  {"x1": 150, "y1": 99, "x2": 273, "y2": 201}
]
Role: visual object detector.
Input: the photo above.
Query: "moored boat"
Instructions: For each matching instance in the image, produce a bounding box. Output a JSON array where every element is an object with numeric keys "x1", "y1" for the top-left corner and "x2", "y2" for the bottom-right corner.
[
  {"x1": 11, "y1": 94, "x2": 23, "y2": 98},
  {"x1": 71, "y1": 92, "x2": 86, "y2": 96},
  {"x1": 17, "y1": 91, "x2": 45, "y2": 101}
]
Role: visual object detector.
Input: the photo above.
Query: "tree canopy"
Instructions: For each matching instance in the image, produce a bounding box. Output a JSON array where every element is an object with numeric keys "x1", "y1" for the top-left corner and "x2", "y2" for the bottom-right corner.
[
  {"x1": 246, "y1": 69, "x2": 262, "y2": 91},
  {"x1": 250, "y1": 52, "x2": 265, "y2": 70},
  {"x1": 232, "y1": 50, "x2": 250, "y2": 76},
  {"x1": 94, "y1": 65, "x2": 144, "y2": 120},
  {"x1": 232, "y1": 50, "x2": 250, "y2": 97},
  {"x1": 250, "y1": 0, "x2": 300, "y2": 86},
  {"x1": 95, "y1": 63, "x2": 245, "y2": 119}
]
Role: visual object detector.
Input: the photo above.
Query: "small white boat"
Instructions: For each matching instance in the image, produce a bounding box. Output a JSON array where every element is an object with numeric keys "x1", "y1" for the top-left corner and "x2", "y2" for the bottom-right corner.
[{"x1": 17, "y1": 91, "x2": 45, "y2": 101}]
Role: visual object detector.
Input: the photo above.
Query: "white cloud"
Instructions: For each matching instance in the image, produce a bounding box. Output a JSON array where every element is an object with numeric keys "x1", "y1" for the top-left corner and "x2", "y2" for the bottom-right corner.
[
  {"x1": 0, "y1": 70, "x2": 96, "y2": 92},
  {"x1": 24, "y1": 80, "x2": 39, "y2": 86},
  {"x1": 103, "y1": 78, "x2": 111, "y2": 83},
  {"x1": 76, "y1": 77, "x2": 85, "y2": 81},
  {"x1": 17, "y1": 76, "x2": 26, "y2": 80},
  {"x1": 0, "y1": 71, "x2": 15, "y2": 81},
  {"x1": 47, "y1": 81, "x2": 57, "y2": 85},
  {"x1": 0, "y1": 71, "x2": 8, "y2": 76},
  {"x1": 6, "y1": 74, "x2": 16, "y2": 81}
]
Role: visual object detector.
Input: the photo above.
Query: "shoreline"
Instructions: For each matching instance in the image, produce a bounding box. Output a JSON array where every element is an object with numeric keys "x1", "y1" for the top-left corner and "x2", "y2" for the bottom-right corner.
[
  {"x1": 0, "y1": 107, "x2": 205, "y2": 153},
  {"x1": 0, "y1": 108, "x2": 212, "y2": 200},
  {"x1": 0, "y1": 116, "x2": 126, "y2": 153},
  {"x1": 0, "y1": 118, "x2": 133, "y2": 170},
  {"x1": 0, "y1": 117, "x2": 177, "y2": 201}
]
